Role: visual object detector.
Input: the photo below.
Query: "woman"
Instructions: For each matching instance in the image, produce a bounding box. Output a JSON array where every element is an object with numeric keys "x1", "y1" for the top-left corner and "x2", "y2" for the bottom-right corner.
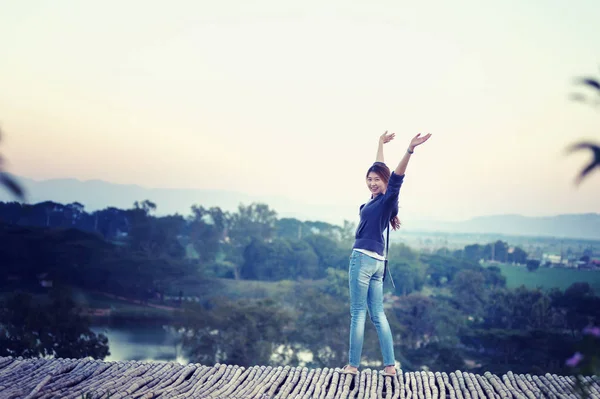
[{"x1": 341, "y1": 131, "x2": 431, "y2": 376}]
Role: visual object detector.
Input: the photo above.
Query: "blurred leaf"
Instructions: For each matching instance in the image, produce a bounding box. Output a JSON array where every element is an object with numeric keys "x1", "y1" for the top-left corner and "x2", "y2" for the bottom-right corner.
[
  {"x1": 0, "y1": 172, "x2": 25, "y2": 200},
  {"x1": 570, "y1": 93, "x2": 587, "y2": 103},
  {"x1": 580, "y1": 78, "x2": 600, "y2": 92},
  {"x1": 566, "y1": 142, "x2": 600, "y2": 185},
  {"x1": 0, "y1": 126, "x2": 25, "y2": 200}
]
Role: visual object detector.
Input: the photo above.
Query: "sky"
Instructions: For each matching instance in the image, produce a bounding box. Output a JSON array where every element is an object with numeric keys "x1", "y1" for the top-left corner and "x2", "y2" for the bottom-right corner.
[{"x1": 0, "y1": 0, "x2": 599, "y2": 224}]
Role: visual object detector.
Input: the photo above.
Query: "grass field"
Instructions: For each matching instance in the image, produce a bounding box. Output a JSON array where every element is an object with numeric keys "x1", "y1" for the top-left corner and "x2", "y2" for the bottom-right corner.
[
  {"x1": 487, "y1": 263, "x2": 600, "y2": 293},
  {"x1": 171, "y1": 277, "x2": 327, "y2": 302}
]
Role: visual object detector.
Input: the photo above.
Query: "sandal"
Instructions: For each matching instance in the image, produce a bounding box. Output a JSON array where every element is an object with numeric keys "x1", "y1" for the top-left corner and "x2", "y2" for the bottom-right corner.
[
  {"x1": 381, "y1": 368, "x2": 397, "y2": 377},
  {"x1": 339, "y1": 365, "x2": 359, "y2": 375}
]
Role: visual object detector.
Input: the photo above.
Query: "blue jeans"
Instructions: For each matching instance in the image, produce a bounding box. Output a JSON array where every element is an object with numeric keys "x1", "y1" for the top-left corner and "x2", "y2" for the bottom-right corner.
[{"x1": 348, "y1": 250, "x2": 395, "y2": 367}]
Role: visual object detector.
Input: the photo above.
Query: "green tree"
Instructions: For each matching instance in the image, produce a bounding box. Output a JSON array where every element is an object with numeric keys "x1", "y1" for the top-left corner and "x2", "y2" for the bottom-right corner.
[
  {"x1": 303, "y1": 234, "x2": 348, "y2": 271},
  {"x1": 287, "y1": 287, "x2": 351, "y2": 368},
  {"x1": 387, "y1": 245, "x2": 425, "y2": 296},
  {"x1": 508, "y1": 246, "x2": 528, "y2": 264},
  {"x1": 276, "y1": 218, "x2": 305, "y2": 240},
  {"x1": 422, "y1": 254, "x2": 481, "y2": 287},
  {"x1": 553, "y1": 282, "x2": 600, "y2": 335},
  {"x1": 179, "y1": 298, "x2": 291, "y2": 367},
  {"x1": 340, "y1": 220, "x2": 356, "y2": 245},
  {"x1": 526, "y1": 259, "x2": 541, "y2": 272},
  {"x1": 189, "y1": 205, "x2": 228, "y2": 264},
  {"x1": 393, "y1": 294, "x2": 436, "y2": 349},
  {"x1": 483, "y1": 241, "x2": 509, "y2": 262},
  {"x1": 287, "y1": 239, "x2": 320, "y2": 279},
  {"x1": 127, "y1": 201, "x2": 185, "y2": 259},
  {"x1": 227, "y1": 203, "x2": 278, "y2": 279},
  {"x1": 463, "y1": 244, "x2": 483, "y2": 262},
  {"x1": 450, "y1": 269, "x2": 487, "y2": 316},
  {"x1": 241, "y1": 238, "x2": 293, "y2": 280},
  {"x1": 0, "y1": 289, "x2": 109, "y2": 359},
  {"x1": 323, "y1": 267, "x2": 349, "y2": 300},
  {"x1": 482, "y1": 266, "x2": 507, "y2": 288}
]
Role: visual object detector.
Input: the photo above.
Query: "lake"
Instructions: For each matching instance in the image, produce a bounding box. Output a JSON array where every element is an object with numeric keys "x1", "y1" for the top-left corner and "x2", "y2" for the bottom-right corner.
[
  {"x1": 92, "y1": 324, "x2": 315, "y2": 366},
  {"x1": 92, "y1": 324, "x2": 189, "y2": 364}
]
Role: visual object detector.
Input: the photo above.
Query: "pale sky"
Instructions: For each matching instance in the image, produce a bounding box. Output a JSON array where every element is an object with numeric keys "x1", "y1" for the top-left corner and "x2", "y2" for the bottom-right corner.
[{"x1": 0, "y1": 0, "x2": 599, "y2": 223}]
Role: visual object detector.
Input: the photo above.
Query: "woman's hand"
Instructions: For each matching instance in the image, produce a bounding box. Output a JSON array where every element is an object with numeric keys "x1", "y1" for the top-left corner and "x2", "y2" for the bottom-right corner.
[
  {"x1": 408, "y1": 133, "x2": 432, "y2": 151},
  {"x1": 393, "y1": 133, "x2": 432, "y2": 176},
  {"x1": 380, "y1": 131, "x2": 396, "y2": 144},
  {"x1": 376, "y1": 131, "x2": 395, "y2": 163}
]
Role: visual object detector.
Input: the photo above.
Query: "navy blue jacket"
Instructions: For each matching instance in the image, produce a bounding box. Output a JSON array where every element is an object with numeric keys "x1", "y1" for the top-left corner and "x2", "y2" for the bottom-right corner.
[{"x1": 352, "y1": 168, "x2": 404, "y2": 256}]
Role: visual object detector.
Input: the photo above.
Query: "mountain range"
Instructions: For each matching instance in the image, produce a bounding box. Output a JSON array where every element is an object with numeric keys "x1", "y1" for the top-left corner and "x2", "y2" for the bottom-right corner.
[{"x1": 1, "y1": 176, "x2": 599, "y2": 240}]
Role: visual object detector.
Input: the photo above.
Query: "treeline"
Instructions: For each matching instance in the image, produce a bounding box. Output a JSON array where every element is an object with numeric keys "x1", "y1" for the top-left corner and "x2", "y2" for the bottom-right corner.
[
  {"x1": 5, "y1": 199, "x2": 599, "y2": 376},
  {"x1": 178, "y1": 273, "x2": 600, "y2": 375},
  {"x1": 0, "y1": 200, "x2": 357, "y2": 298},
  {"x1": 0, "y1": 200, "x2": 529, "y2": 295}
]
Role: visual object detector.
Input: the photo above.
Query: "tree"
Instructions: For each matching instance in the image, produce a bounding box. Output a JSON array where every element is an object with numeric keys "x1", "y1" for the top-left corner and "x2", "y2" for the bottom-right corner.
[
  {"x1": 133, "y1": 199, "x2": 157, "y2": 214},
  {"x1": 189, "y1": 205, "x2": 228, "y2": 264},
  {"x1": 422, "y1": 254, "x2": 480, "y2": 287},
  {"x1": 287, "y1": 239, "x2": 320, "y2": 279},
  {"x1": 179, "y1": 298, "x2": 291, "y2": 367},
  {"x1": 303, "y1": 234, "x2": 348, "y2": 271},
  {"x1": 552, "y1": 282, "x2": 600, "y2": 336},
  {"x1": 323, "y1": 268, "x2": 349, "y2": 300},
  {"x1": 226, "y1": 203, "x2": 278, "y2": 279},
  {"x1": 482, "y1": 266, "x2": 507, "y2": 288},
  {"x1": 508, "y1": 246, "x2": 528, "y2": 264},
  {"x1": 340, "y1": 220, "x2": 356, "y2": 245},
  {"x1": 0, "y1": 201, "x2": 24, "y2": 224},
  {"x1": 393, "y1": 294, "x2": 436, "y2": 349},
  {"x1": 526, "y1": 259, "x2": 541, "y2": 272},
  {"x1": 127, "y1": 202, "x2": 186, "y2": 259},
  {"x1": 241, "y1": 238, "x2": 282, "y2": 280},
  {"x1": 387, "y1": 245, "x2": 425, "y2": 296},
  {"x1": 287, "y1": 287, "x2": 351, "y2": 368},
  {"x1": 241, "y1": 238, "x2": 307, "y2": 281},
  {"x1": 62, "y1": 202, "x2": 86, "y2": 227},
  {"x1": 0, "y1": 289, "x2": 109, "y2": 359},
  {"x1": 276, "y1": 218, "x2": 305, "y2": 240},
  {"x1": 450, "y1": 270, "x2": 487, "y2": 316},
  {"x1": 483, "y1": 241, "x2": 509, "y2": 262},
  {"x1": 91, "y1": 207, "x2": 130, "y2": 239},
  {"x1": 463, "y1": 244, "x2": 483, "y2": 262}
]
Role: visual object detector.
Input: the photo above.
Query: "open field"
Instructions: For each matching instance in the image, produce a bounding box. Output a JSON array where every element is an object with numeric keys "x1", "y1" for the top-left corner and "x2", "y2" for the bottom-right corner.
[{"x1": 486, "y1": 263, "x2": 600, "y2": 293}]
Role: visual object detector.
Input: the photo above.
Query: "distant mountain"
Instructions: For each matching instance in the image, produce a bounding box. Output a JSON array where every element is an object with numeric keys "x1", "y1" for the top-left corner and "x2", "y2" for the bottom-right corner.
[
  {"x1": 0, "y1": 175, "x2": 354, "y2": 224},
  {"x1": 2, "y1": 176, "x2": 599, "y2": 240},
  {"x1": 408, "y1": 213, "x2": 600, "y2": 241}
]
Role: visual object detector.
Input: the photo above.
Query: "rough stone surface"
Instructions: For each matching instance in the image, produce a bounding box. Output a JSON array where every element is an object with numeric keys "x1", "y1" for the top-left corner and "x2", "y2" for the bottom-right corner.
[{"x1": 0, "y1": 356, "x2": 598, "y2": 399}]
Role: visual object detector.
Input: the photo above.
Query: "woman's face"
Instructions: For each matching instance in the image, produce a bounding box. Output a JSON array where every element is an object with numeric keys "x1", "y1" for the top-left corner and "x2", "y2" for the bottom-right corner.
[{"x1": 366, "y1": 172, "x2": 386, "y2": 197}]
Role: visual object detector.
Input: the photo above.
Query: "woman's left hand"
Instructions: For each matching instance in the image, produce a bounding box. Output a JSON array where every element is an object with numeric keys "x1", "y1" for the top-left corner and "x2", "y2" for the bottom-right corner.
[{"x1": 409, "y1": 133, "x2": 432, "y2": 151}]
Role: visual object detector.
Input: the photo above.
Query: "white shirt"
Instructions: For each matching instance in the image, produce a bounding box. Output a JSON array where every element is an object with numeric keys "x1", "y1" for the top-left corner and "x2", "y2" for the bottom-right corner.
[{"x1": 354, "y1": 248, "x2": 386, "y2": 261}]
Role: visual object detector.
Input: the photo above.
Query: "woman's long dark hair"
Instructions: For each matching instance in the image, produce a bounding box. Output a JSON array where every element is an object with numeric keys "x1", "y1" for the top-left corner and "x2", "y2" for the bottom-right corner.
[{"x1": 367, "y1": 162, "x2": 401, "y2": 231}]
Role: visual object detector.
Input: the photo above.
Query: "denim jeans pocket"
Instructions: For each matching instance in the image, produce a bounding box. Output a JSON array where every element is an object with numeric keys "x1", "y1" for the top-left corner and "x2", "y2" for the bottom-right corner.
[{"x1": 354, "y1": 251, "x2": 379, "y2": 275}]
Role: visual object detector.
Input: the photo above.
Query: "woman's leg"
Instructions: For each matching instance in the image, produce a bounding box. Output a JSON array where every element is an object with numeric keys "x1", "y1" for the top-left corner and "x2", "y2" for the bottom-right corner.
[
  {"x1": 348, "y1": 251, "x2": 375, "y2": 368},
  {"x1": 367, "y1": 261, "x2": 396, "y2": 368}
]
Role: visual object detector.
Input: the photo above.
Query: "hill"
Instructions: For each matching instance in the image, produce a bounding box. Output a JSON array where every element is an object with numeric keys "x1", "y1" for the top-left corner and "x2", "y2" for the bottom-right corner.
[
  {"x1": 3, "y1": 175, "x2": 599, "y2": 240},
  {"x1": 410, "y1": 213, "x2": 600, "y2": 240}
]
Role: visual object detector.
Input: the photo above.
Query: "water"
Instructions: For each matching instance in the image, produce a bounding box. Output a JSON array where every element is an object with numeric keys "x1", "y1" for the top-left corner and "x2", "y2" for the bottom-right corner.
[
  {"x1": 91, "y1": 324, "x2": 315, "y2": 366},
  {"x1": 92, "y1": 324, "x2": 189, "y2": 364}
]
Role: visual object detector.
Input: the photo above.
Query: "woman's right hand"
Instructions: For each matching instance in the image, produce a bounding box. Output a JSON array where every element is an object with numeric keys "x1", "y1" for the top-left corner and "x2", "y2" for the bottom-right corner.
[{"x1": 380, "y1": 131, "x2": 395, "y2": 144}]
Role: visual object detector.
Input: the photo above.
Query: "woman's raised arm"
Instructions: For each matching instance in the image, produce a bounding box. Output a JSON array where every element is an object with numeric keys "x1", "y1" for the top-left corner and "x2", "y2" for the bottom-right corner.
[
  {"x1": 394, "y1": 133, "x2": 432, "y2": 176},
  {"x1": 376, "y1": 131, "x2": 395, "y2": 163}
]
